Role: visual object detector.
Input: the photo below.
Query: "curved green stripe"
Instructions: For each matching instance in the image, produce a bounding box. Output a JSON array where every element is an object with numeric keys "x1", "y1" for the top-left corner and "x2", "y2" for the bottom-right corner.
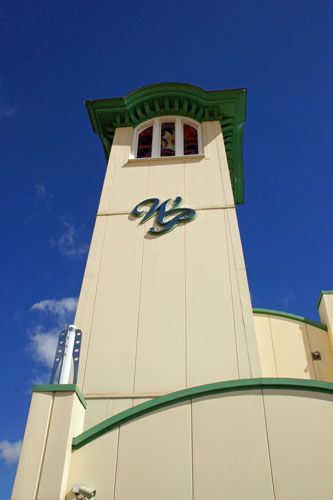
[
  {"x1": 253, "y1": 308, "x2": 327, "y2": 331},
  {"x1": 72, "y1": 378, "x2": 333, "y2": 450},
  {"x1": 85, "y1": 83, "x2": 246, "y2": 204}
]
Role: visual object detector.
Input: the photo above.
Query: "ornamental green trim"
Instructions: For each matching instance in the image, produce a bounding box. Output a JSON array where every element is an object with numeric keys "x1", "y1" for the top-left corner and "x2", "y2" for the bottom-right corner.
[
  {"x1": 85, "y1": 83, "x2": 246, "y2": 204},
  {"x1": 253, "y1": 308, "x2": 327, "y2": 331},
  {"x1": 33, "y1": 384, "x2": 87, "y2": 409},
  {"x1": 72, "y1": 378, "x2": 333, "y2": 450},
  {"x1": 317, "y1": 290, "x2": 333, "y2": 309}
]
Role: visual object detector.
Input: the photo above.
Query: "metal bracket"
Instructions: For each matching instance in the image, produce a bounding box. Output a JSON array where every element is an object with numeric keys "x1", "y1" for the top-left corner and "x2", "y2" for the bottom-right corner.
[{"x1": 50, "y1": 326, "x2": 82, "y2": 384}]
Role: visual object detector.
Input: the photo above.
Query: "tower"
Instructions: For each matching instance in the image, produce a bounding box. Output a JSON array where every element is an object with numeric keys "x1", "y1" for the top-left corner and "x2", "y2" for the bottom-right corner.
[{"x1": 12, "y1": 84, "x2": 333, "y2": 500}]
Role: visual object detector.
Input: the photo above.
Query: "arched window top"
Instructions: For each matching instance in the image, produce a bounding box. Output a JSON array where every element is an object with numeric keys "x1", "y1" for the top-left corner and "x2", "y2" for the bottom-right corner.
[{"x1": 132, "y1": 116, "x2": 202, "y2": 159}]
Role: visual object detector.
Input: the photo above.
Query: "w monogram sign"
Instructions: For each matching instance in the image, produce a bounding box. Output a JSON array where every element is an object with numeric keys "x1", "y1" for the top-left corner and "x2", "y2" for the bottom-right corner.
[{"x1": 132, "y1": 197, "x2": 196, "y2": 235}]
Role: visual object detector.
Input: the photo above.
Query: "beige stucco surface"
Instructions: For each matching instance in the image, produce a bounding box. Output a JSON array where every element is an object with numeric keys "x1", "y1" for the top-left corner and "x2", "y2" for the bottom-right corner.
[
  {"x1": 65, "y1": 388, "x2": 333, "y2": 500},
  {"x1": 115, "y1": 402, "x2": 192, "y2": 500},
  {"x1": 66, "y1": 431, "x2": 119, "y2": 500},
  {"x1": 75, "y1": 121, "x2": 260, "y2": 399},
  {"x1": 192, "y1": 390, "x2": 274, "y2": 500},
  {"x1": 83, "y1": 397, "x2": 152, "y2": 431},
  {"x1": 37, "y1": 392, "x2": 85, "y2": 500},
  {"x1": 12, "y1": 392, "x2": 53, "y2": 500},
  {"x1": 263, "y1": 389, "x2": 333, "y2": 499},
  {"x1": 254, "y1": 313, "x2": 333, "y2": 381},
  {"x1": 12, "y1": 391, "x2": 85, "y2": 500},
  {"x1": 319, "y1": 293, "x2": 333, "y2": 352}
]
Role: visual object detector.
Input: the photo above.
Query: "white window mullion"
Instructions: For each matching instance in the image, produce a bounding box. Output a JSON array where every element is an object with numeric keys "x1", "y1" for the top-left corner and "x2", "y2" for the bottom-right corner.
[
  {"x1": 175, "y1": 117, "x2": 182, "y2": 156},
  {"x1": 197, "y1": 124, "x2": 203, "y2": 155},
  {"x1": 152, "y1": 118, "x2": 159, "y2": 157},
  {"x1": 131, "y1": 124, "x2": 140, "y2": 159},
  {"x1": 130, "y1": 134, "x2": 136, "y2": 159}
]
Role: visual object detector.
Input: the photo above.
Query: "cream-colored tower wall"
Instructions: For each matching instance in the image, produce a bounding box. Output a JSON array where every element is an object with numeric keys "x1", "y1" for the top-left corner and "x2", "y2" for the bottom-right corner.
[
  {"x1": 82, "y1": 397, "x2": 151, "y2": 431},
  {"x1": 74, "y1": 121, "x2": 260, "y2": 399},
  {"x1": 81, "y1": 312, "x2": 333, "y2": 431},
  {"x1": 254, "y1": 313, "x2": 333, "y2": 381},
  {"x1": 66, "y1": 389, "x2": 333, "y2": 500},
  {"x1": 36, "y1": 393, "x2": 85, "y2": 500},
  {"x1": 318, "y1": 292, "x2": 333, "y2": 352},
  {"x1": 11, "y1": 392, "x2": 53, "y2": 500},
  {"x1": 12, "y1": 389, "x2": 85, "y2": 500}
]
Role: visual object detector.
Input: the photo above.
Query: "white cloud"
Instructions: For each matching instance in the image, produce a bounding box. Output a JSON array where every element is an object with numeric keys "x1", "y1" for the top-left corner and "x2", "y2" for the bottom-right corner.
[
  {"x1": 31, "y1": 297, "x2": 78, "y2": 319},
  {"x1": 31, "y1": 373, "x2": 49, "y2": 385},
  {"x1": 29, "y1": 329, "x2": 58, "y2": 368},
  {"x1": 51, "y1": 218, "x2": 88, "y2": 258},
  {"x1": 0, "y1": 105, "x2": 16, "y2": 117},
  {"x1": 280, "y1": 291, "x2": 296, "y2": 308},
  {"x1": 35, "y1": 183, "x2": 47, "y2": 198},
  {"x1": 29, "y1": 297, "x2": 78, "y2": 368},
  {"x1": 35, "y1": 184, "x2": 53, "y2": 207},
  {"x1": 0, "y1": 78, "x2": 16, "y2": 118},
  {"x1": 0, "y1": 440, "x2": 22, "y2": 465}
]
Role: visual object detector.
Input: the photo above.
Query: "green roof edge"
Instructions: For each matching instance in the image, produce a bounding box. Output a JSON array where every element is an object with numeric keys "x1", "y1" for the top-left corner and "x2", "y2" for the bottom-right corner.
[
  {"x1": 85, "y1": 83, "x2": 246, "y2": 204},
  {"x1": 33, "y1": 384, "x2": 87, "y2": 409},
  {"x1": 317, "y1": 291, "x2": 333, "y2": 309},
  {"x1": 72, "y1": 377, "x2": 333, "y2": 450},
  {"x1": 253, "y1": 308, "x2": 327, "y2": 331}
]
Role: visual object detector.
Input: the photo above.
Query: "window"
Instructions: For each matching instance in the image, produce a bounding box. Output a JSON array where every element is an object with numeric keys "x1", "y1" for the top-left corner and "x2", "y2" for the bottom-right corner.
[
  {"x1": 132, "y1": 116, "x2": 202, "y2": 159},
  {"x1": 137, "y1": 126, "x2": 153, "y2": 158}
]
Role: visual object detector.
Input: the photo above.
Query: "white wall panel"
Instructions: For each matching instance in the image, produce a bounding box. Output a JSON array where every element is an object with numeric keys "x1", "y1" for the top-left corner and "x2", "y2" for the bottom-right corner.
[
  {"x1": 254, "y1": 314, "x2": 277, "y2": 377},
  {"x1": 184, "y1": 122, "x2": 225, "y2": 209},
  {"x1": 192, "y1": 391, "x2": 274, "y2": 500},
  {"x1": 306, "y1": 324, "x2": 333, "y2": 382},
  {"x1": 114, "y1": 403, "x2": 192, "y2": 500},
  {"x1": 98, "y1": 127, "x2": 133, "y2": 214},
  {"x1": 66, "y1": 431, "x2": 119, "y2": 500},
  {"x1": 83, "y1": 399, "x2": 134, "y2": 431},
  {"x1": 134, "y1": 224, "x2": 186, "y2": 394},
  {"x1": 225, "y1": 210, "x2": 251, "y2": 378},
  {"x1": 186, "y1": 209, "x2": 238, "y2": 387},
  {"x1": 76, "y1": 217, "x2": 107, "y2": 389},
  {"x1": 270, "y1": 317, "x2": 315, "y2": 379},
  {"x1": 83, "y1": 215, "x2": 144, "y2": 394},
  {"x1": 264, "y1": 390, "x2": 333, "y2": 500},
  {"x1": 147, "y1": 159, "x2": 184, "y2": 200}
]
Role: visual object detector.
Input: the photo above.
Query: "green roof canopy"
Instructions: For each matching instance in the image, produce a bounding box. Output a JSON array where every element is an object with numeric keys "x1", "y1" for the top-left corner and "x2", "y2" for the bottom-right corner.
[{"x1": 85, "y1": 83, "x2": 247, "y2": 204}]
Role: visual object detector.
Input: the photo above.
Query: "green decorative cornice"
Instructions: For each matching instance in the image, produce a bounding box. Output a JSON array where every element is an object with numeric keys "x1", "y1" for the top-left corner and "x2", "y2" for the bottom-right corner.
[
  {"x1": 253, "y1": 308, "x2": 327, "y2": 331},
  {"x1": 72, "y1": 378, "x2": 333, "y2": 450},
  {"x1": 85, "y1": 83, "x2": 246, "y2": 204},
  {"x1": 33, "y1": 384, "x2": 87, "y2": 409}
]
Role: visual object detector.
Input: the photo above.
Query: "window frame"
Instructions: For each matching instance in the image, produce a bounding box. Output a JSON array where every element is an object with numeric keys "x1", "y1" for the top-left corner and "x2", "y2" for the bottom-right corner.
[{"x1": 131, "y1": 116, "x2": 202, "y2": 159}]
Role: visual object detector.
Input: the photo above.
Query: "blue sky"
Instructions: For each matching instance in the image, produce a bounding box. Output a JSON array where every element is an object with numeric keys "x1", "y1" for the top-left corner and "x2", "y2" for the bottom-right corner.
[{"x1": 1, "y1": 0, "x2": 333, "y2": 495}]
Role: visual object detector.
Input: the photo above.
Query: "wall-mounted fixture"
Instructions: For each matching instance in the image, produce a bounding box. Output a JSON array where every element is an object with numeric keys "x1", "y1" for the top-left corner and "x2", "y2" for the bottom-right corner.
[{"x1": 72, "y1": 483, "x2": 96, "y2": 498}]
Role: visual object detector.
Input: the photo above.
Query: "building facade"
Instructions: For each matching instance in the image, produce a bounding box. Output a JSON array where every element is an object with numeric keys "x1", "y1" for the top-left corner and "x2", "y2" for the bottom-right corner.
[{"x1": 12, "y1": 83, "x2": 333, "y2": 500}]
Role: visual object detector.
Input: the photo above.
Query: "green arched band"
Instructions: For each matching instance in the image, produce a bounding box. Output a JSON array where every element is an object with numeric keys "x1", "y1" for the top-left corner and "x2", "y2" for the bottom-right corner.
[
  {"x1": 85, "y1": 83, "x2": 246, "y2": 204},
  {"x1": 72, "y1": 377, "x2": 333, "y2": 450},
  {"x1": 253, "y1": 308, "x2": 327, "y2": 331}
]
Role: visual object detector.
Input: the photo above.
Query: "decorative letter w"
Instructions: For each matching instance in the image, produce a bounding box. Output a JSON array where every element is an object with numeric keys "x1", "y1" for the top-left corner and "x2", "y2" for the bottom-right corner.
[{"x1": 132, "y1": 197, "x2": 196, "y2": 235}]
